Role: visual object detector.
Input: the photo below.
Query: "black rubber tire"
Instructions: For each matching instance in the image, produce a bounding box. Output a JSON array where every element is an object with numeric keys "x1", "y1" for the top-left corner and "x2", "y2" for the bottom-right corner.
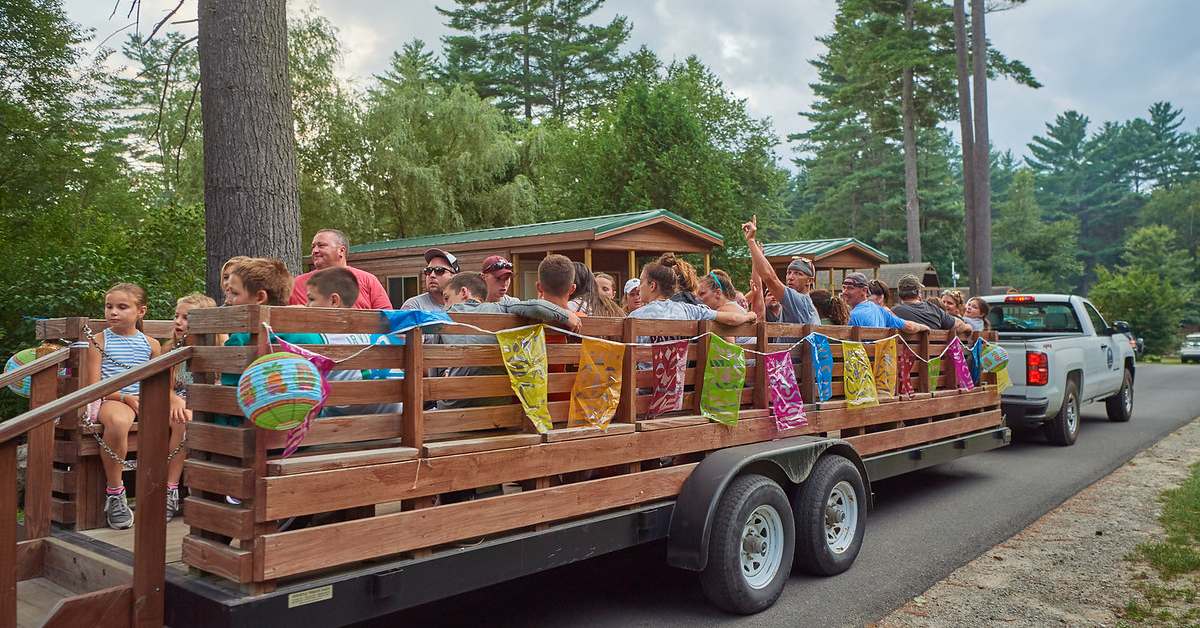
[
  {"x1": 1044, "y1": 378, "x2": 1080, "y2": 446},
  {"x1": 1105, "y1": 369, "x2": 1134, "y2": 422},
  {"x1": 792, "y1": 455, "x2": 867, "y2": 576},
  {"x1": 699, "y1": 474, "x2": 795, "y2": 615}
]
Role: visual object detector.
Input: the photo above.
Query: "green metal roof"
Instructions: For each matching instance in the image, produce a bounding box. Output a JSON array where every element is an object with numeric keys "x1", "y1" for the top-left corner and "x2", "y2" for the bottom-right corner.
[
  {"x1": 754, "y1": 237, "x2": 889, "y2": 263},
  {"x1": 350, "y1": 209, "x2": 723, "y2": 254}
]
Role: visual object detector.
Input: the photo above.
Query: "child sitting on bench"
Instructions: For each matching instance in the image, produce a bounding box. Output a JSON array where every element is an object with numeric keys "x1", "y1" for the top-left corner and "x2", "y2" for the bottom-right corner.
[{"x1": 304, "y1": 266, "x2": 402, "y2": 417}]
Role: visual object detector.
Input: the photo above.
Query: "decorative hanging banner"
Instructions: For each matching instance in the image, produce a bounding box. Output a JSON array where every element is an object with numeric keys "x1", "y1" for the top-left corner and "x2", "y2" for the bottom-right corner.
[
  {"x1": 969, "y1": 339, "x2": 983, "y2": 385},
  {"x1": 648, "y1": 340, "x2": 689, "y2": 417},
  {"x1": 367, "y1": 309, "x2": 453, "y2": 380},
  {"x1": 896, "y1": 343, "x2": 916, "y2": 397},
  {"x1": 764, "y1": 350, "x2": 807, "y2": 430},
  {"x1": 700, "y1": 335, "x2": 746, "y2": 425},
  {"x1": 569, "y1": 337, "x2": 625, "y2": 429},
  {"x1": 946, "y1": 336, "x2": 974, "y2": 391},
  {"x1": 929, "y1": 357, "x2": 942, "y2": 392},
  {"x1": 809, "y1": 334, "x2": 834, "y2": 402},
  {"x1": 842, "y1": 341, "x2": 879, "y2": 409},
  {"x1": 272, "y1": 337, "x2": 335, "y2": 457},
  {"x1": 873, "y1": 337, "x2": 898, "y2": 398},
  {"x1": 496, "y1": 325, "x2": 552, "y2": 433},
  {"x1": 979, "y1": 342, "x2": 1013, "y2": 393}
]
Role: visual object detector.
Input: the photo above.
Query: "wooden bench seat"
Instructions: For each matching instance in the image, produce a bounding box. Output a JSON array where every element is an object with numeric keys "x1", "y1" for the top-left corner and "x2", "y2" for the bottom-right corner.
[
  {"x1": 266, "y1": 446, "x2": 419, "y2": 475},
  {"x1": 421, "y1": 431, "x2": 543, "y2": 457}
]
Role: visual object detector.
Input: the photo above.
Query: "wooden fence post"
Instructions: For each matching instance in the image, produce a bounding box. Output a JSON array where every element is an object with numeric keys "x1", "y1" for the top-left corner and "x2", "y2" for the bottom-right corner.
[
  {"x1": 753, "y1": 319, "x2": 768, "y2": 409},
  {"x1": 799, "y1": 324, "x2": 816, "y2": 405},
  {"x1": 24, "y1": 346, "x2": 58, "y2": 540},
  {"x1": 918, "y1": 329, "x2": 931, "y2": 393},
  {"x1": 401, "y1": 327, "x2": 424, "y2": 450},
  {"x1": 693, "y1": 321, "x2": 711, "y2": 414},
  {"x1": 1, "y1": 441, "x2": 16, "y2": 628},
  {"x1": 132, "y1": 369, "x2": 172, "y2": 627},
  {"x1": 617, "y1": 318, "x2": 637, "y2": 423}
]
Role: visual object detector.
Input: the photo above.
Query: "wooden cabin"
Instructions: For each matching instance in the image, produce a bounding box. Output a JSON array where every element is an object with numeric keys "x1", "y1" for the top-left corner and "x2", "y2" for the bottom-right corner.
[
  {"x1": 743, "y1": 238, "x2": 890, "y2": 291},
  {"x1": 345, "y1": 210, "x2": 724, "y2": 303}
]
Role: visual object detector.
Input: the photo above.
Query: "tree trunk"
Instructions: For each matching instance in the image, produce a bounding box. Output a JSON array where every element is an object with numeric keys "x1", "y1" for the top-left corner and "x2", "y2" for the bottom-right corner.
[
  {"x1": 954, "y1": 0, "x2": 975, "y2": 289},
  {"x1": 198, "y1": 0, "x2": 301, "y2": 297},
  {"x1": 902, "y1": 0, "x2": 922, "y2": 264},
  {"x1": 970, "y1": 0, "x2": 993, "y2": 295},
  {"x1": 523, "y1": 0, "x2": 532, "y2": 122}
]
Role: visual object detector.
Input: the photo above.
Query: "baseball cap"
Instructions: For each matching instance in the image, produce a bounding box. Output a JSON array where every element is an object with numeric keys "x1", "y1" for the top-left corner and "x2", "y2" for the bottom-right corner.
[
  {"x1": 481, "y1": 255, "x2": 514, "y2": 278},
  {"x1": 787, "y1": 257, "x2": 815, "y2": 277},
  {"x1": 623, "y1": 278, "x2": 641, "y2": 294},
  {"x1": 842, "y1": 272, "x2": 869, "y2": 288},
  {"x1": 897, "y1": 274, "x2": 922, "y2": 297},
  {"x1": 423, "y1": 248, "x2": 460, "y2": 273}
]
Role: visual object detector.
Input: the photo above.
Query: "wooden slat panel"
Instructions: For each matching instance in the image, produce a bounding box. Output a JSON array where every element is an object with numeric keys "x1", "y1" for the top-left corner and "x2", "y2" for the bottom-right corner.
[
  {"x1": 16, "y1": 539, "x2": 44, "y2": 582},
  {"x1": 260, "y1": 464, "x2": 696, "y2": 579},
  {"x1": 422, "y1": 343, "x2": 583, "y2": 367},
  {"x1": 184, "y1": 305, "x2": 255, "y2": 335},
  {"x1": 628, "y1": 319, "x2": 702, "y2": 339},
  {"x1": 190, "y1": 344, "x2": 406, "y2": 373},
  {"x1": 50, "y1": 497, "x2": 75, "y2": 524},
  {"x1": 266, "y1": 446, "x2": 418, "y2": 475},
  {"x1": 183, "y1": 460, "x2": 253, "y2": 500},
  {"x1": 424, "y1": 372, "x2": 576, "y2": 401},
  {"x1": 1, "y1": 442, "x2": 16, "y2": 628},
  {"x1": 541, "y1": 423, "x2": 635, "y2": 442},
  {"x1": 846, "y1": 409, "x2": 1002, "y2": 456},
  {"x1": 424, "y1": 404, "x2": 531, "y2": 434},
  {"x1": 78, "y1": 433, "x2": 137, "y2": 457},
  {"x1": 41, "y1": 537, "x2": 131, "y2": 594},
  {"x1": 182, "y1": 497, "x2": 254, "y2": 539},
  {"x1": 188, "y1": 380, "x2": 404, "y2": 416},
  {"x1": 421, "y1": 433, "x2": 543, "y2": 457},
  {"x1": 261, "y1": 413, "x2": 404, "y2": 449},
  {"x1": 185, "y1": 422, "x2": 252, "y2": 458},
  {"x1": 51, "y1": 469, "x2": 76, "y2": 494},
  {"x1": 41, "y1": 584, "x2": 132, "y2": 628},
  {"x1": 180, "y1": 536, "x2": 253, "y2": 583}
]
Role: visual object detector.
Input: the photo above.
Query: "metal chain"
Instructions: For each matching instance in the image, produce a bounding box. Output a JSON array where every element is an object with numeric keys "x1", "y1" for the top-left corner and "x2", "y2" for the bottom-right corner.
[{"x1": 80, "y1": 323, "x2": 188, "y2": 469}]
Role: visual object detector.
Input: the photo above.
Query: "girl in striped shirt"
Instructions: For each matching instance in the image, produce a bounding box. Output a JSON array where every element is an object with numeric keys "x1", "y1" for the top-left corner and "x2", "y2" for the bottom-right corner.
[{"x1": 85, "y1": 283, "x2": 164, "y2": 529}]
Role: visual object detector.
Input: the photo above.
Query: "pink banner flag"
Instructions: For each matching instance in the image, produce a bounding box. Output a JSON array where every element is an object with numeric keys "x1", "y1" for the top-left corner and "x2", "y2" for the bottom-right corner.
[
  {"x1": 896, "y1": 343, "x2": 916, "y2": 397},
  {"x1": 946, "y1": 336, "x2": 974, "y2": 391},
  {"x1": 764, "y1": 350, "x2": 807, "y2": 431},
  {"x1": 648, "y1": 340, "x2": 689, "y2": 417}
]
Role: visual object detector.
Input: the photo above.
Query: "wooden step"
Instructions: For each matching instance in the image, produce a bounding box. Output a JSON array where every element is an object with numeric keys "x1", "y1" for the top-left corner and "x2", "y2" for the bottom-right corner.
[{"x1": 15, "y1": 537, "x2": 134, "y2": 627}]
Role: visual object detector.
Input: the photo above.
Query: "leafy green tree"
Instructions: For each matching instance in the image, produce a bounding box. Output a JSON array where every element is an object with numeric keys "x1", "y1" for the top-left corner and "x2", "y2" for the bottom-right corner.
[
  {"x1": 1140, "y1": 179, "x2": 1200, "y2": 273},
  {"x1": 438, "y1": 0, "x2": 630, "y2": 121},
  {"x1": 992, "y1": 169, "x2": 1082, "y2": 291},
  {"x1": 1090, "y1": 225, "x2": 1193, "y2": 354}
]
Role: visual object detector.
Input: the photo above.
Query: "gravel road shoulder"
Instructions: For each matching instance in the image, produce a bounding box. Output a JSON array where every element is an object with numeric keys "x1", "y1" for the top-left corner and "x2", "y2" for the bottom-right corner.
[{"x1": 878, "y1": 417, "x2": 1200, "y2": 627}]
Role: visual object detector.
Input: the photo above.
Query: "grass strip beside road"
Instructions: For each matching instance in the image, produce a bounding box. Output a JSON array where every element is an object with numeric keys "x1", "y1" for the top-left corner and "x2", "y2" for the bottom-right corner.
[{"x1": 1121, "y1": 460, "x2": 1200, "y2": 625}]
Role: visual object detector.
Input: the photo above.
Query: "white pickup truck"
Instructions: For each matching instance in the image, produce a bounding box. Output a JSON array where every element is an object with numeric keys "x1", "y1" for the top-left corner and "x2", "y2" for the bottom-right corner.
[{"x1": 981, "y1": 294, "x2": 1136, "y2": 446}]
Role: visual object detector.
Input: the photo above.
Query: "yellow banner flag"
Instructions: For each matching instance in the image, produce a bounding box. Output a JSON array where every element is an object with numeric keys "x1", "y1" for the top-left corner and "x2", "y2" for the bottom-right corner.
[
  {"x1": 996, "y1": 366, "x2": 1013, "y2": 393},
  {"x1": 569, "y1": 337, "x2": 625, "y2": 429},
  {"x1": 842, "y1": 341, "x2": 878, "y2": 409},
  {"x1": 496, "y1": 325, "x2": 552, "y2": 433},
  {"x1": 873, "y1": 337, "x2": 897, "y2": 398}
]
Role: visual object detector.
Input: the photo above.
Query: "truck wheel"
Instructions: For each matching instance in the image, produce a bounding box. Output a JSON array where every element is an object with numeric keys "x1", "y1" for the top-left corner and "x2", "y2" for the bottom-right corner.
[
  {"x1": 793, "y1": 455, "x2": 866, "y2": 576},
  {"x1": 1044, "y1": 379, "x2": 1080, "y2": 446},
  {"x1": 1105, "y1": 369, "x2": 1134, "y2": 422},
  {"x1": 699, "y1": 473, "x2": 795, "y2": 615}
]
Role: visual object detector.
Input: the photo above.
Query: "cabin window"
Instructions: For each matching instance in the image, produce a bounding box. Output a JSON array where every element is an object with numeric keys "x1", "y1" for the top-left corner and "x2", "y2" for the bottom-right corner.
[{"x1": 387, "y1": 276, "x2": 419, "y2": 308}]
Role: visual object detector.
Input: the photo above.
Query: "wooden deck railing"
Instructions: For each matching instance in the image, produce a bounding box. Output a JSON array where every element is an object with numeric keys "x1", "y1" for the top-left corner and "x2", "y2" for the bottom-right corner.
[
  {"x1": 175, "y1": 305, "x2": 1000, "y2": 589},
  {"x1": 2, "y1": 344, "x2": 192, "y2": 627}
]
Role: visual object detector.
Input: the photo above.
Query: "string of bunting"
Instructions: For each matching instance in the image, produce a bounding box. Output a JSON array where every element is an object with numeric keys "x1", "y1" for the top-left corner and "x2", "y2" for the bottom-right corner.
[{"x1": 226, "y1": 310, "x2": 1010, "y2": 448}]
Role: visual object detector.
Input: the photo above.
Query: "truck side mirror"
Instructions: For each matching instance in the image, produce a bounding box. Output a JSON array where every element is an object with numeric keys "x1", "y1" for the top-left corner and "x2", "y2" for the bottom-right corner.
[{"x1": 1113, "y1": 320, "x2": 1131, "y2": 334}]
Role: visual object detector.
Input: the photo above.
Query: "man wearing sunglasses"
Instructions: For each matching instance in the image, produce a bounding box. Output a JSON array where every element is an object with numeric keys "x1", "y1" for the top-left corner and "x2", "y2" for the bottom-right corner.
[
  {"x1": 481, "y1": 255, "x2": 519, "y2": 305},
  {"x1": 400, "y1": 248, "x2": 461, "y2": 311}
]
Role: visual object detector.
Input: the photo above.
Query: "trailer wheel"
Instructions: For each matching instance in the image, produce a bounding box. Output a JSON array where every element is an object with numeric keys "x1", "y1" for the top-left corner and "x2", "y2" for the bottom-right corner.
[
  {"x1": 1044, "y1": 378, "x2": 1080, "y2": 446},
  {"x1": 793, "y1": 455, "x2": 866, "y2": 576},
  {"x1": 699, "y1": 473, "x2": 795, "y2": 615},
  {"x1": 1105, "y1": 369, "x2": 1133, "y2": 422}
]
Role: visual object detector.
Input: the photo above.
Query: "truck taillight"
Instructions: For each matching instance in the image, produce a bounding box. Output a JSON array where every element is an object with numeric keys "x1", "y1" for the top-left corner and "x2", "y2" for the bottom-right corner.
[{"x1": 1027, "y1": 352, "x2": 1049, "y2": 386}]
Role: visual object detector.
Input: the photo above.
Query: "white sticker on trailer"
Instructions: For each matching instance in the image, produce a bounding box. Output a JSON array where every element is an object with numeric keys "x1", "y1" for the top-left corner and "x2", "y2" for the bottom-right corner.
[{"x1": 288, "y1": 585, "x2": 333, "y2": 608}]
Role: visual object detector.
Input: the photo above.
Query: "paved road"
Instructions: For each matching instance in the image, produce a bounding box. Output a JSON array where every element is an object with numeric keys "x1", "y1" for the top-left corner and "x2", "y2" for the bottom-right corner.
[{"x1": 373, "y1": 364, "x2": 1199, "y2": 628}]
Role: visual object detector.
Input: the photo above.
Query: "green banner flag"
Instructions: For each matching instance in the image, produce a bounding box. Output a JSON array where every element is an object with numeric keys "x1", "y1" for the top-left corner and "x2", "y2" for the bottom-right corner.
[{"x1": 700, "y1": 334, "x2": 746, "y2": 426}]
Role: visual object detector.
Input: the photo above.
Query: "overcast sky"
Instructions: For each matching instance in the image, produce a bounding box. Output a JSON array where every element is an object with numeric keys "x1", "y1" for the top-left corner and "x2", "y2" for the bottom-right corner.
[{"x1": 66, "y1": 1, "x2": 1200, "y2": 167}]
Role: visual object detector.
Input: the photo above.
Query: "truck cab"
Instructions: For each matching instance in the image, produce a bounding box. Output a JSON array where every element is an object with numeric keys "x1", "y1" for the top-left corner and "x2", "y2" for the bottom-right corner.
[{"x1": 981, "y1": 294, "x2": 1136, "y2": 445}]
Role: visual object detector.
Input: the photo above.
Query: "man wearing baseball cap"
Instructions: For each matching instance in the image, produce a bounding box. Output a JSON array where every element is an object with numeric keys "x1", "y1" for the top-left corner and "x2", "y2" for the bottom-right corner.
[
  {"x1": 741, "y1": 216, "x2": 820, "y2": 325},
  {"x1": 892, "y1": 274, "x2": 971, "y2": 333},
  {"x1": 481, "y1": 255, "x2": 519, "y2": 304},
  {"x1": 842, "y1": 271, "x2": 928, "y2": 333},
  {"x1": 401, "y1": 247, "x2": 460, "y2": 311}
]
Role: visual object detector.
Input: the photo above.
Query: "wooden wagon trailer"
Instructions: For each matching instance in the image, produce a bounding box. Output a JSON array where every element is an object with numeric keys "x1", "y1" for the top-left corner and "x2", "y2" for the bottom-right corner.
[{"x1": 3, "y1": 306, "x2": 1008, "y2": 626}]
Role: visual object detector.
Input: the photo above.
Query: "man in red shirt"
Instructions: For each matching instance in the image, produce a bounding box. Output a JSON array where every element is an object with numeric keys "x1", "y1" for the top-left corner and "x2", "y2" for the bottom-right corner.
[{"x1": 289, "y1": 229, "x2": 392, "y2": 309}]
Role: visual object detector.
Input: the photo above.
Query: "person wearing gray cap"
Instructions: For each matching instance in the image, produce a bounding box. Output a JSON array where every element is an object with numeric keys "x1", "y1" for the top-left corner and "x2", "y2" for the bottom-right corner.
[
  {"x1": 401, "y1": 247, "x2": 460, "y2": 311},
  {"x1": 741, "y1": 216, "x2": 820, "y2": 326},
  {"x1": 892, "y1": 274, "x2": 972, "y2": 333},
  {"x1": 843, "y1": 272, "x2": 929, "y2": 332}
]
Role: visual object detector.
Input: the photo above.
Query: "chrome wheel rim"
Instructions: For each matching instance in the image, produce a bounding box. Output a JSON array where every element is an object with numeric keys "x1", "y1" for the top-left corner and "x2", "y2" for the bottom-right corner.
[
  {"x1": 825, "y1": 481, "x2": 858, "y2": 554},
  {"x1": 740, "y1": 504, "x2": 785, "y2": 589},
  {"x1": 1066, "y1": 393, "x2": 1078, "y2": 434},
  {"x1": 1123, "y1": 383, "x2": 1132, "y2": 414}
]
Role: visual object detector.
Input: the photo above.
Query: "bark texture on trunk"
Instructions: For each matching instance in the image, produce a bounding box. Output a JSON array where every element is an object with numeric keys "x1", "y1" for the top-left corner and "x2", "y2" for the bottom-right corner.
[
  {"x1": 198, "y1": 0, "x2": 301, "y2": 297},
  {"x1": 954, "y1": 0, "x2": 975, "y2": 287},
  {"x1": 970, "y1": 0, "x2": 992, "y2": 295},
  {"x1": 902, "y1": 0, "x2": 922, "y2": 264}
]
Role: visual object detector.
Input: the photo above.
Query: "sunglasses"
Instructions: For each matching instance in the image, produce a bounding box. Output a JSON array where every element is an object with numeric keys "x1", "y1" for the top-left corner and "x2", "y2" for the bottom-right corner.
[
  {"x1": 483, "y1": 260, "x2": 513, "y2": 273},
  {"x1": 423, "y1": 266, "x2": 454, "y2": 277}
]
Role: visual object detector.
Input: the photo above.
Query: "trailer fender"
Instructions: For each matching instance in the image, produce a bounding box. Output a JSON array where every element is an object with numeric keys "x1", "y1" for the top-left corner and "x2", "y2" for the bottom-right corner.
[{"x1": 666, "y1": 435, "x2": 870, "y2": 571}]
